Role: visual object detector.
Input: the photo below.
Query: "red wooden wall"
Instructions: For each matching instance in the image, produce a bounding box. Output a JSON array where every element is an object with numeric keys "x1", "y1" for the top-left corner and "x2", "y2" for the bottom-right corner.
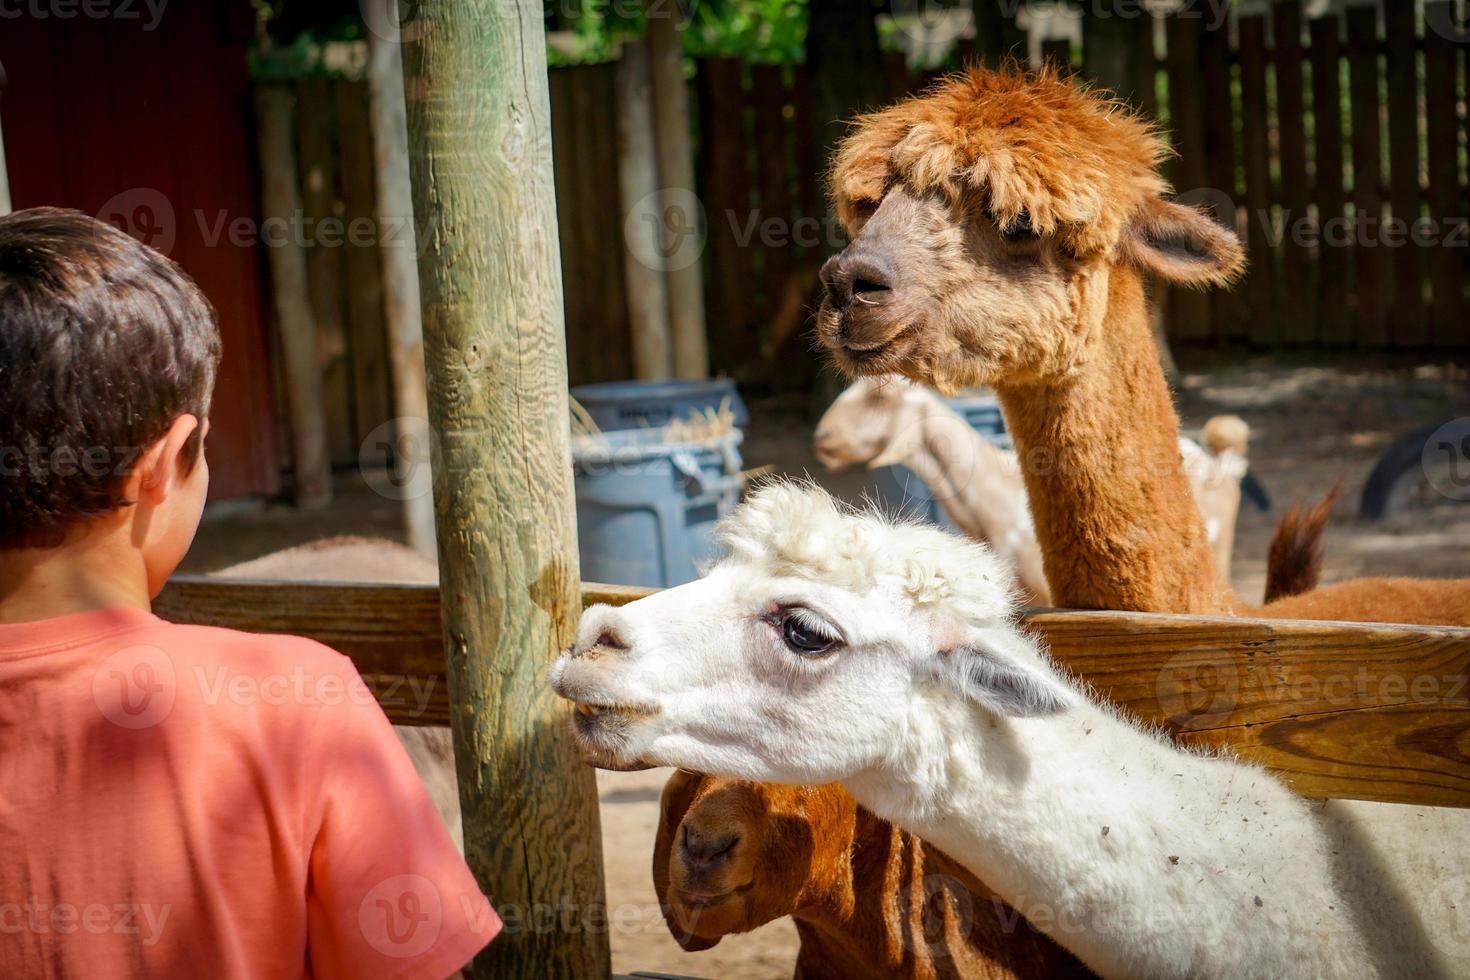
[{"x1": 0, "y1": 2, "x2": 280, "y2": 500}]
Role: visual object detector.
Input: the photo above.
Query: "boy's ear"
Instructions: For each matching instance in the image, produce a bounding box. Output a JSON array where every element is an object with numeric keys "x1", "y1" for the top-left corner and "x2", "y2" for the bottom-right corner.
[
  {"x1": 133, "y1": 414, "x2": 201, "y2": 502},
  {"x1": 940, "y1": 627, "x2": 1075, "y2": 718},
  {"x1": 1117, "y1": 196, "x2": 1246, "y2": 289}
]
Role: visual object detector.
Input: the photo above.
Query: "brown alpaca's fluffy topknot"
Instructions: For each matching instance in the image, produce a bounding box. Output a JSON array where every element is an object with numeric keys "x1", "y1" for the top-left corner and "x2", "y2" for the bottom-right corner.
[{"x1": 830, "y1": 66, "x2": 1172, "y2": 257}]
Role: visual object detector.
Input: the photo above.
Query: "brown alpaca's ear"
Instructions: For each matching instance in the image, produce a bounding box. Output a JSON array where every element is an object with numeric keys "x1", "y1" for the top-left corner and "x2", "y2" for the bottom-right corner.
[
  {"x1": 1118, "y1": 197, "x2": 1246, "y2": 289},
  {"x1": 653, "y1": 771, "x2": 723, "y2": 952}
]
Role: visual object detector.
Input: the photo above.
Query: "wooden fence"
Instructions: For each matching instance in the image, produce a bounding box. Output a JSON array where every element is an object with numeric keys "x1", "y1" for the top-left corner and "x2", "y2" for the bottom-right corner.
[
  {"x1": 155, "y1": 576, "x2": 1470, "y2": 810},
  {"x1": 678, "y1": 3, "x2": 1470, "y2": 376},
  {"x1": 1151, "y1": 0, "x2": 1468, "y2": 352},
  {"x1": 269, "y1": 78, "x2": 395, "y2": 470},
  {"x1": 263, "y1": 6, "x2": 1467, "y2": 415}
]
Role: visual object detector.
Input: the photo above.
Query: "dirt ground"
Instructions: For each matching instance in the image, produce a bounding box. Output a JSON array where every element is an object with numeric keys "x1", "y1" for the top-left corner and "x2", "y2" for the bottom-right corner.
[{"x1": 183, "y1": 359, "x2": 1468, "y2": 979}]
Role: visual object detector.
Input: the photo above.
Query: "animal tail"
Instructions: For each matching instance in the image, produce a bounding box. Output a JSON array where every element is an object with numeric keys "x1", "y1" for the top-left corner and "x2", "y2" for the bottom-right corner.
[{"x1": 1263, "y1": 479, "x2": 1346, "y2": 604}]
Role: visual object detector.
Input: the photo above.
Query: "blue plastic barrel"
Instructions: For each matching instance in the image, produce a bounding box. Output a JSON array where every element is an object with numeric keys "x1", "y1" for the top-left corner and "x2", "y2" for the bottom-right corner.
[
  {"x1": 571, "y1": 379, "x2": 749, "y2": 431},
  {"x1": 867, "y1": 389, "x2": 1010, "y2": 530},
  {"x1": 573, "y1": 428, "x2": 744, "y2": 588}
]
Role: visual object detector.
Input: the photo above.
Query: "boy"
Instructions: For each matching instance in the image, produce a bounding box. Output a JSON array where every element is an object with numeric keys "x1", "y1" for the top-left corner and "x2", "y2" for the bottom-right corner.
[{"x1": 0, "y1": 208, "x2": 499, "y2": 978}]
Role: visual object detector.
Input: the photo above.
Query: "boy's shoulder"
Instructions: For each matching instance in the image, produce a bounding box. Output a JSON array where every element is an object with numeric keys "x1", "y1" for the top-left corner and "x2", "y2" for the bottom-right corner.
[
  {"x1": 137, "y1": 619, "x2": 373, "y2": 724},
  {"x1": 150, "y1": 618, "x2": 351, "y2": 673}
]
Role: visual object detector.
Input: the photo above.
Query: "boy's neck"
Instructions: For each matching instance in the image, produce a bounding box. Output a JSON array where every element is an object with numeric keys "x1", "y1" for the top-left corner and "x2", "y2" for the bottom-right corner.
[{"x1": 0, "y1": 522, "x2": 154, "y2": 624}]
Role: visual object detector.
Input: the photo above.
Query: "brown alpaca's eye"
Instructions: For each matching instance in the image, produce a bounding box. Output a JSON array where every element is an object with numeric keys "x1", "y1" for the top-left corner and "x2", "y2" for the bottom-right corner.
[{"x1": 1003, "y1": 210, "x2": 1039, "y2": 243}]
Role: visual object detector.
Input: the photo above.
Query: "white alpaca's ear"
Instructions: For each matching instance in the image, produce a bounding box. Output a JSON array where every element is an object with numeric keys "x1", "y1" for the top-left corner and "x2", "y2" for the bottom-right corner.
[
  {"x1": 1118, "y1": 197, "x2": 1246, "y2": 289},
  {"x1": 941, "y1": 627, "x2": 1075, "y2": 717}
]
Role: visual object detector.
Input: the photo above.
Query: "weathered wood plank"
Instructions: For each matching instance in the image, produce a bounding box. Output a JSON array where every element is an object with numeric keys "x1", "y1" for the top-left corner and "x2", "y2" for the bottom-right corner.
[
  {"x1": 155, "y1": 579, "x2": 1470, "y2": 810},
  {"x1": 253, "y1": 83, "x2": 331, "y2": 507},
  {"x1": 1273, "y1": 0, "x2": 1313, "y2": 342},
  {"x1": 1422, "y1": 1, "x2": 1465, "y2": 346},
  {"x1": 295, "y1": 78, "x2": 355, "y2": 465},
  {"x1": 1164, "y1": 11, "x2": 1211, "y2": 345},
  {"x1": 1309, "y1": 11, "x2": 1349, "y2": 345},
  {"x1": 1383, "y1": 0, "x2": 1424, "y2": 347},
  {"x1": 696, "y1": 57, "x2": 755, "y2": 372},
  {"x1": 1238, "y1": 15, "x2": 1278, "y2": 345},
  {"x1": 334, "y1": 79, "x2": 393, "y2": 447},
  {"x1": 1199, "y1": 12, "x2": 1240, "y2": 344},
  {"x1": 1346, "y1": 4, "x2": 1389, "y2": 347}
]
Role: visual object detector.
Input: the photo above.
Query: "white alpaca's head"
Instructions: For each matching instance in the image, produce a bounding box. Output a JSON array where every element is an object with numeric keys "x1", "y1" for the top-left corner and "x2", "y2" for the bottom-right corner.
[
  {"x1": 812, "y1": 376, "x2": 931, "y2": 471},
  {"x1": 551, "y1": 482, "x2": 1075, "y2": 783}
]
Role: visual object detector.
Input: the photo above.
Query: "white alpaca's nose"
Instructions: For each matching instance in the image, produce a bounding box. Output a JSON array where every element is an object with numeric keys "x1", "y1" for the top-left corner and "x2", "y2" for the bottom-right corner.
[{"x1": 570, "y1": 604, "x2": 633, "y2": 661}]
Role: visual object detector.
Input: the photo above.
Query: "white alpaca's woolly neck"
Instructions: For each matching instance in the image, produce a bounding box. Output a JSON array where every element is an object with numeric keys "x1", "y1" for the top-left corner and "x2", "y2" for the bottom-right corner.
[{"x1": 844, "y1": 679, "x2": 1380, "y2": 979}]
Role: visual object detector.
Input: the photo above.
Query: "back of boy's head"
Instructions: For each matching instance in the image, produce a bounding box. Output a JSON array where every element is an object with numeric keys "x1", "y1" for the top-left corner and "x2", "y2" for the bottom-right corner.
[{"x1": 0, "y1": 207, "x2": 221, "y2": 549}]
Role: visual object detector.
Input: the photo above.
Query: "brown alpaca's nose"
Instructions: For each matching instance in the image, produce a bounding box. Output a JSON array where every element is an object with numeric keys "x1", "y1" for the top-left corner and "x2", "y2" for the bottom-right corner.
[
  {"x1": 681, "y1": 825, "x2": 739, "y2": 870},
  {"x1": 820, "y1": 250, "x2": 893, "y2": 311}
]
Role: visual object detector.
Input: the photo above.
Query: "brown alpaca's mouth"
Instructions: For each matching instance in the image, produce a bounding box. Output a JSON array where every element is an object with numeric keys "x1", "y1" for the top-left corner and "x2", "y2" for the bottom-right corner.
[{"x1": 830, "y1": 326, "x2": 917, "y2": 377}]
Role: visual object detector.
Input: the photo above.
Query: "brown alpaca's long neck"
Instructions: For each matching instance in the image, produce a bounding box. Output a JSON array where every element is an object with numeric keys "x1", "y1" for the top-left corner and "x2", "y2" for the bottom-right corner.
[
  {"x1": 995, "y1": 272, "x2": 1232, "y2": 613},
  {"x1": 793, "y1": 812, "x2": 1081, "y2": 980}
]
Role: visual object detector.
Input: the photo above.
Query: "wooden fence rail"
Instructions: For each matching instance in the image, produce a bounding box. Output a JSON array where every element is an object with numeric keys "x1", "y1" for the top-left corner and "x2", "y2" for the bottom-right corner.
[{"x1": 155, "y1": 577, "x2": 1470, "y2": 810}]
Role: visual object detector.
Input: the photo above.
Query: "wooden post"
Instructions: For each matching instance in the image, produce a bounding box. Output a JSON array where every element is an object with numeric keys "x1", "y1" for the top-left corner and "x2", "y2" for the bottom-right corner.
[
  {"x1": 615, "y1": 36, "x2": 674, "y2": 380},
  {"x1": 399, "y1": 5, "x2": 610, "y2": 978},
  {"x1": 366, "y1": 0, "x2": 436, "y2": 559},
  {"x1": 0, "y1": 58, "x2": 11, "y2": 216},
  {"x1": 254, "y1": 83, "x2": 332, "y2": 508},
  {"x1": 646, "y1": 11, "x2": 710, "y2": 380},
  {"x1": 972, "y1": 0, "x2": 1026, "y2": 67}
]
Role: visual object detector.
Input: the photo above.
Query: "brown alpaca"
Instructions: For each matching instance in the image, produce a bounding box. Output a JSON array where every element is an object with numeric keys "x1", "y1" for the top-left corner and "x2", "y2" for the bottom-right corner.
[
  {"x1": 655, "y1": 771, "x2": 1093, "y2": 980},
  {"x1": 817, "y1": 66, "x2": 1468, "y2": 625}
]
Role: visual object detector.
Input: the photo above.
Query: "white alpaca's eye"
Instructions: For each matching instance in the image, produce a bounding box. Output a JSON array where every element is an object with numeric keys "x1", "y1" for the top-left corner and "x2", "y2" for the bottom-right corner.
[{"x1": 776, "y1": 609, "x2": 841, "y2": 657}]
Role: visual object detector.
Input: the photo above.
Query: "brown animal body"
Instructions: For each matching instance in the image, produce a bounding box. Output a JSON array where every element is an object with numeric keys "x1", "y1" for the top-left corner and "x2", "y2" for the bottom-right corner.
[
  {"x1": 817, "y1": 66, "x2": 1469, "y2": 626},
  {"x1": 656, "y1": 771, "x2": 1093, "y2": 980}
]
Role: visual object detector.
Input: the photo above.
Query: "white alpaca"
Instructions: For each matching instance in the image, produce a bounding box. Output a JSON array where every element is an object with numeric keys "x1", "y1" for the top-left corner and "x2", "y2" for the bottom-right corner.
[
  {"x1": 813, "y1": 377, "x2": 1250, "y2": 600},
  {"x1": 552, "y1": 483, "x2": 1468, "y2": 979}
]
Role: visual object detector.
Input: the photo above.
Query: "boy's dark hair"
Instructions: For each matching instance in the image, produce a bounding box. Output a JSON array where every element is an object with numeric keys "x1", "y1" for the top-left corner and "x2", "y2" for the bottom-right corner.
[{"x1": 0, "y1": 207, "x2": 221, "y2": 549}]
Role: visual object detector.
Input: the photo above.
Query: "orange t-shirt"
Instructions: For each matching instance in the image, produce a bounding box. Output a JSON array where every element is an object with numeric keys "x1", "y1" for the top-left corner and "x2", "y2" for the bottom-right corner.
[{"x1": 0, "y1": 607, "x2": 500, "y2": 979}]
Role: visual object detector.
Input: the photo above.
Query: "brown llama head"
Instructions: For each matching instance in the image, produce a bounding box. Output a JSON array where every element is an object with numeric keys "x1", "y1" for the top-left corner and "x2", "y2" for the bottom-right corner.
[
  {"x1": 817, "y1": 66, "x2": 1245, "y2": 393},
  {"x1": 652, "y1": 771, "x2": 857, "y2": 949}
]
